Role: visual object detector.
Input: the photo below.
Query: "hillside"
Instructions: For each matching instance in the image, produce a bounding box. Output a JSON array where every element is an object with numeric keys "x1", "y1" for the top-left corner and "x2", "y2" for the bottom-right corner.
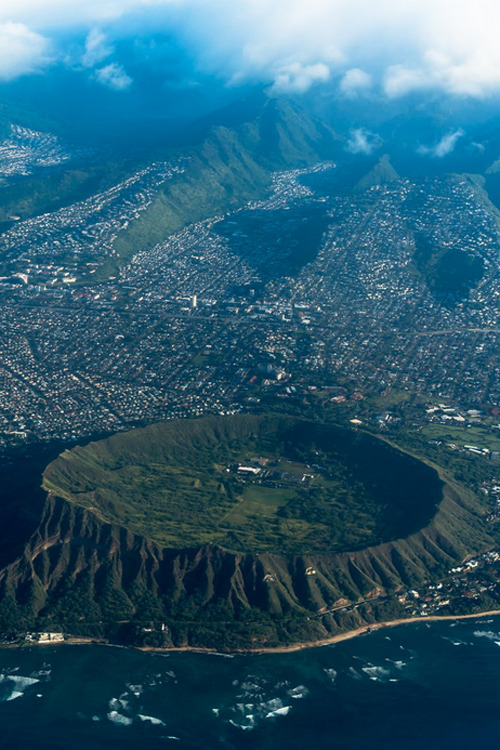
[
  {"x1": 0, "y1": 416, "x2": 494, "y2": 650},
  {"x1": 41, "y1": 415, "x2": 444, "y2": 554},
  {"x1": 355, "y1": 154, "x2": 400, "y2": 192},
  {"x1": 110, "y1": 98, "x2": 341, "y2": 271},
  {"x1": 0, "y1": 95, "x2": 340, "y2": 264}
]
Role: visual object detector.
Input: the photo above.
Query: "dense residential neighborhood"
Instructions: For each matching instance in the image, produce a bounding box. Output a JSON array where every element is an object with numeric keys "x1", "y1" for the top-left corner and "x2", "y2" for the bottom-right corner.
[{"x1": 0, "y1": 160, "x2": 497, "y2": 450}]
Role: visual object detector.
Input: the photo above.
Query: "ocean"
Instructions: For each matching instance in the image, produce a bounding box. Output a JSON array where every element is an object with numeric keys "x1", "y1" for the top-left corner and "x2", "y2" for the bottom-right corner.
[{"x1": 1, "y1": 616, "x2": 500, "y2": 749}]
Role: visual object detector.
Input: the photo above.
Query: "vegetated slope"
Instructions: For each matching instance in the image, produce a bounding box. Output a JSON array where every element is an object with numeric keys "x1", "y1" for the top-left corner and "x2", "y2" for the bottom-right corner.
[
  {"x1": 0, "y1": 417, "x2": 493, "y2": 650},
  {"x1": 41, "y1": 415, "x2": 444, "y2": 555},
  {"x1": 354, "y1": 154, "x2": 400, "y2": 192},
  {"x1": 110, "y1": 98, "x2": 341, "y2": 268},
  {"x1": 0, "y1": 95, "x2": 340, "y2": 253}
]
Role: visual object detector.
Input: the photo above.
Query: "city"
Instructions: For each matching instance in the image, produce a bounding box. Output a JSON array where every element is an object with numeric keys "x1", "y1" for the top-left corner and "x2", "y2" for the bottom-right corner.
[{"x1": 0, "y1": 159, "x2": 497, "y2": 453}]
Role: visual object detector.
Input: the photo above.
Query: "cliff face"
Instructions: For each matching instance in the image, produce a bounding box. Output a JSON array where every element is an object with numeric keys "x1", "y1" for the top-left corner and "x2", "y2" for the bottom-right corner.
[{"x1": 0, "y1": 482, "x2": 492, "y2": 649}]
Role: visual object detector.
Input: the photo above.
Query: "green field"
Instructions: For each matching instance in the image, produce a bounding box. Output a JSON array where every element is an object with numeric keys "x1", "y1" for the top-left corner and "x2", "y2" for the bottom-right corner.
[
  {"x1": 422, "y1": 424, "x2": 500, "y2": 451},
  {"x1": 43, "y1": 414, "x2": 445, "y2": 555}
]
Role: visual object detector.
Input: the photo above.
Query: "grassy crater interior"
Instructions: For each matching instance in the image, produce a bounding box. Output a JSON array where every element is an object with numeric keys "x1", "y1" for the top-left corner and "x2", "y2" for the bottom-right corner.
[{"x1": 42, "y1": 414, "x2": 444, "y2": 555}]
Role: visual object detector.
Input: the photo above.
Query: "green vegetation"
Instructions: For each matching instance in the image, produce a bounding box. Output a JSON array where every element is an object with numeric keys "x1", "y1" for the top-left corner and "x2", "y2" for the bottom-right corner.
[
  {"x1": 0, "y1": 160, "x2": 140, "y2": 226},
  {"x1": 109, "y1": 98, "x2": 340, "y2": 276},
  {"x1": 422, "y1": 424, "x2": 500, "y2": 451},
  {"x1": 355, "y1": 154, "x2": 400, "y2": 192},
  {"x1": 0, "y1": 415, "x2": 493, "y2": 649},
  {"x1": 466, "y1": 173, "x2": 500, "y2": 234},
  {"x1": 43, "y1": 414, "x2": 444, "y2": 555}
]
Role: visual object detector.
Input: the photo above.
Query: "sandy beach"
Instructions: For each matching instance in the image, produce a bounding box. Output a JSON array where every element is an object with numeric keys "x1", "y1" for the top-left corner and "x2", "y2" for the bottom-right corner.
[
  {"x1": 136, "y1": 608, "x2": 500, "y2": 655},
  {"x1": 5, "y1": 609, "x2": 500, "y2": 655}
]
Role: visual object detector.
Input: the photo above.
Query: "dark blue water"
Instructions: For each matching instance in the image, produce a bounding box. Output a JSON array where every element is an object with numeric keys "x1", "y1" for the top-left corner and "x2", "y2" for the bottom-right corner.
[{"x1": 1, "y1": 617, "x2": 500, "y2": 750}]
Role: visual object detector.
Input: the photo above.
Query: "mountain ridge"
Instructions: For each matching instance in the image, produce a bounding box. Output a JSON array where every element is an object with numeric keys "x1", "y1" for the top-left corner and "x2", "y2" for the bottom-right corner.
[{"x1": 0, "y1": 418, "x2": 492, "y2": 650}]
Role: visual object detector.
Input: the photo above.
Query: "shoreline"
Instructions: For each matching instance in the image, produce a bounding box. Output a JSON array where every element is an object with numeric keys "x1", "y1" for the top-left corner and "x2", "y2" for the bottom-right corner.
[
  {"x1": 243, "y1": 609, "x2": 500, "y2": 654},
  {"x1": 5, "y1": 609, "x2": 500, "y2": 655}
]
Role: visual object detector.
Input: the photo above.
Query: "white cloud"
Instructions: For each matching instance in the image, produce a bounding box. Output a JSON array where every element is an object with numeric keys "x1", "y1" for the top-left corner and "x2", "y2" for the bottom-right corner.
[
  {"x1": 0, "y1": 1, "x2": 141, "y2": 27},
  {"x1": 271, "y1": 62, "x2": 330, "y2": 94},
  {"x1": 1, "y1": 1, "x2": 500, "y2": 97},
  {"x1": 384, "y1": 65, "x2": 428, "y2": 98},
  {"x1": 161, "y1": 0, "x2": 500, "y2": 98},
  {"x1": 0, "y1": 22, "x2": 50, "y2": 80},
  {"x1": 82, "y1": 28, "x2": 113, "y2": 67},
  {"x1": 340, "y1": 68, "x2": 372, "y2": 97},
  {"x1": 471, "y1": 141, "x2": 485, "y2": 153},
  {"x1": 95, "y1": 62, "x2": 132, "y2": 90},
  {"x1": 417, "y1": 129, "x2": 465, "y2": 158},
  {"x1": 346, "y1": 127, "x2": 381, "y2": 155}
]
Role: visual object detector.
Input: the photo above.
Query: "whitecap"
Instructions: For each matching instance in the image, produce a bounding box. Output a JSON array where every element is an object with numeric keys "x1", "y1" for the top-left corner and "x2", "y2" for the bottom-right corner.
[
  {"x1": 323, "y1": 668, "x2": 337, "y2": 682},
  {"x1": 109, "y1": 695, "x2": 130, "y2": 712},
  {"x1": 138, "y1": 714, "x2": 165, "y2": 726},
  {"x1": 473, "y1": 630, "x2": 500, "y2": 641},
  {"x1": 31, "y1": 668, "x2": 51, "y2": 681},
  {"x1": 232, "y1": 703, "x2": 257, "y2": 730},
  {"x1": 107, "y1": 711, "x2": 133, "y2": 727},
  {"x1": 6, "y1": 691, "x2": 24, "y2": 702},
  {"x1": 1, "y1": 675, "x2": 39, "y2": 689},
  {"x1": 0, "y1": 674, "x2": 40, "y2": 702},
  {"x1": 265, "y1": 706, "x2": 291, "y2": 719},
  {"x1": 443, "y1": 635, "x2": 470, "y2": 646},
  {"x1": 384, "y1": 659, "x2": 407, "y2": 670},
  {"x1": 287, "y1": 685, "x2": 309, "y2": 700},
  {"x1": 126, "y1": 683, "x2": 143, "y2": 697},
  {"x1": 361, "y1": 665, "x2": 391, "y2": 681},
  {"x1": 212, "y1": 708, "x2": 220, "y2": 717},
  {"x1": 229, "y1": 719, "x2": 254, "y2": 731},
  {"x1": 240, "y1": 680, "x2": 262, "y2": 694}
]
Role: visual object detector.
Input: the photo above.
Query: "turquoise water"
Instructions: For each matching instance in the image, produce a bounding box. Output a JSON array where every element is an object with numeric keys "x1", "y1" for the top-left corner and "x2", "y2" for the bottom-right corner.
[{"x1": 1, "y1": 617, "x2": 500, "y2": 749}]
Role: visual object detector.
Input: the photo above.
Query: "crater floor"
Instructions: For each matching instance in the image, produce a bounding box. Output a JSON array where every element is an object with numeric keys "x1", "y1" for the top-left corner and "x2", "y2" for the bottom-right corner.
[{"x1": 42, "y1": 414, "x2": 444, "y2": 555}]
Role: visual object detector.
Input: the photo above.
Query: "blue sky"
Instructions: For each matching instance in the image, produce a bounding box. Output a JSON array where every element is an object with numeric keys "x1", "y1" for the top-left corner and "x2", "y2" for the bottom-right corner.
[{"x1": 1, "y1": 0, "x2": 500, "y2": 101}]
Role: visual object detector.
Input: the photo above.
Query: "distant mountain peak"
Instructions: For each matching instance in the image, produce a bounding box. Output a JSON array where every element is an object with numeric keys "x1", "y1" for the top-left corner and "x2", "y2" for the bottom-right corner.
[{"x1": 355, "y1": 153, "x2": 400, "y2": 192}]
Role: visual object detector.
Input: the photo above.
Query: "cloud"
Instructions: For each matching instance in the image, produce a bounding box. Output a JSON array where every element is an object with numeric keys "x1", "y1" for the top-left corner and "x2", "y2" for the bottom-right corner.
[
  {"x1": 1, "y1": 1, "x2": 500, "y2": 98},
  {"x1": 471, "y1": 141, "x2": 485, "y2": 153},
  {"x1": 271, "y1": 62, "x2": 330, "y2": 94},
  {"x1": 94, "y1": 62, "x2": 132, "y2": 90},
  {"x1": 82, "y1": 28, "x2": 113, "y2": 67},
  {"x1": 384, "y1": 52, "x2": 500, "y2": 98},
  {"x1": 340, "y1": 68, "x2": 372, "y2": 97},
  {"x1": 0, "y1": 22, "x2": 50, "y2": 80},
  {"x1": 145, "y1": 0, "x2": 500, "y2": 98},
  {"x1": 0, "y1": 1, "x2": 141, "y2": 27},
  {"x1": 417, "y1": 129, "x2": 465, "y2": 158},
  {"x1": 346, "y1": 127, "x2": 382, "y2": 155}
]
